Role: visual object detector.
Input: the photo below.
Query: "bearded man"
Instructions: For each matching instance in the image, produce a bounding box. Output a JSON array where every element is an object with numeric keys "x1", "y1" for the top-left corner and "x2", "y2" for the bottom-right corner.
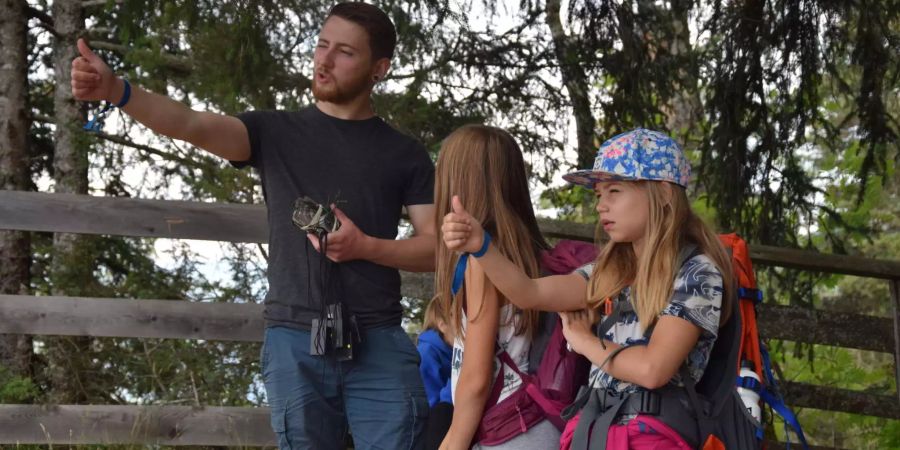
[{"x1": 71, "y1": 3, "x2": 435, "y2": 449}]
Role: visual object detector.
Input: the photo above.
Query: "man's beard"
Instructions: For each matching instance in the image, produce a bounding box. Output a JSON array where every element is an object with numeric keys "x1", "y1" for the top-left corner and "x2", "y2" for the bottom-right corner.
[{"x1": 312, "y1": 70, "x2": 372, "y2": 104}]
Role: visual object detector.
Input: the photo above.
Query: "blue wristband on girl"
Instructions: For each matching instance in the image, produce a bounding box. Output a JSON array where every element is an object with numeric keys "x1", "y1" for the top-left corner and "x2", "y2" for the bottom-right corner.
[{"x1": 450, "y1": 232, "x2": 492, "y2": 295}]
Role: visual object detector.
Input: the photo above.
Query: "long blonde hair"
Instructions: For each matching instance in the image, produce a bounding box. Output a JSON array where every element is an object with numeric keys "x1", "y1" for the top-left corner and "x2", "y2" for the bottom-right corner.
[
  {"x1": 422, "y1": 295, "x2": 449, "y2": 332},
  {"x1": 434, "y1": 125, "x2": 549, "y2": 338},
  {"x1": 587, "y1": 181, "x2": 734, "y2": 331}
]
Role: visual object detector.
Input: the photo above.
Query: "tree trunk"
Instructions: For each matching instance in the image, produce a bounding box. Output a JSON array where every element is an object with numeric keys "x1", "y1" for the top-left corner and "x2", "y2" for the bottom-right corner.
[
  {"x1": 0, "y1": 0, "x2": 34, "y2": 381},
  {"x1": 658, "y1": 0, "x2": 702, "y2": 142},
  {"x1": 545, "y1": 0, "x2": 596, "y2": 170},
  {"x1": 52, "y1": 0, "x2": 88, "y2": 196},
  {"x1": 545, "y1": 0, "x2": 600, "y2": 224},
  {"x1": 48, "y1": 0, "x2": 91, "y2": 404}
]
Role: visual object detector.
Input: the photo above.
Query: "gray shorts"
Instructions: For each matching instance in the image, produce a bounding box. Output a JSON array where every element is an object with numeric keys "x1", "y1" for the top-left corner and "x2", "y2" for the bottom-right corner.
[{"x1": 473, "y1": 419, "x2": 561, "y2": 450}]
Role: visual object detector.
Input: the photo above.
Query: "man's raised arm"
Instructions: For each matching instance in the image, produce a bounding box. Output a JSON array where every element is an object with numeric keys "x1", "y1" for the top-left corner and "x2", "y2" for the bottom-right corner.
[{"x1": 71, "y1": 38, "x2": 250, "y2": 162}]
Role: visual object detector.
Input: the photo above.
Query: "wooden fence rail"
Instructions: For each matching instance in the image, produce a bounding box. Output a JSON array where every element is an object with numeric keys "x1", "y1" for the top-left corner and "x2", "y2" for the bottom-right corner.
[
  {"x1": 1, "y1": 294, "x2": 897, "y2": 422},
  {"x1": 0, "y1": 295, "x2": 893, "y2": 355},
  {"x1": 0, "y1": 190, "x2": 268, "y2": 243},
  {"x1": 0, "y1": 403, "x2": 852, "y2": 449},
  {"x1": 0, "y1": 404, "x2": 275, "y2": 446},
  {"x1": 1, "y1": 190, "x2": 899, "y2": 445},
  {"x1": 0, "y1": 295, "x2": 265, "y2": 342},
  {"x1": 3, "y1": 190, "x2": 900, "y2": 278}
]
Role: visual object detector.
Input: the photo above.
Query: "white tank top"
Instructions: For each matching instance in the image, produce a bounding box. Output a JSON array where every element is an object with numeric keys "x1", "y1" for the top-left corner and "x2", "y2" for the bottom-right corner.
[{"x1": 450, "y1": 304, "x2": 531, "y2": 404}]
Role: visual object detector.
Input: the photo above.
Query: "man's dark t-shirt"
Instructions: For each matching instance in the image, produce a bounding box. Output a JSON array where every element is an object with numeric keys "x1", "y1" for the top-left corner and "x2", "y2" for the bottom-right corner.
[{"x1": 233, "y1": 105, "x2": 434, "y2": 330}]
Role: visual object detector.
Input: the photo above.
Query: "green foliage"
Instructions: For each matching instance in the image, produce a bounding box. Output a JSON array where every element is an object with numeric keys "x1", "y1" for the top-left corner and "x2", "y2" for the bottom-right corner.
[
  {"x1": 0, "y1": 366, "x2": 38, "y2": 403},
  {"x1": 767, "y1": 342, "x2": 897, "y2": 448},
  {"x1": 540, "y1": 184, "x2": 595, "y2": 222}
]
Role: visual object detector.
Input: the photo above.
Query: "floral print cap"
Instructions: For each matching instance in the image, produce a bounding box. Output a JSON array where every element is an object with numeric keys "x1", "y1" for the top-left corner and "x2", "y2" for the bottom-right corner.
[{"x1": 562, "y1": 128, "x2": 691, "y2": 188}]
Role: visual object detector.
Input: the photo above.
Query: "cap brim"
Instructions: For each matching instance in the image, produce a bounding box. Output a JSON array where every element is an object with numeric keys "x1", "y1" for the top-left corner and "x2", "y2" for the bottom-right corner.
[{"x1": 561, "y1": 170, "x2": 636, "y2": 188}]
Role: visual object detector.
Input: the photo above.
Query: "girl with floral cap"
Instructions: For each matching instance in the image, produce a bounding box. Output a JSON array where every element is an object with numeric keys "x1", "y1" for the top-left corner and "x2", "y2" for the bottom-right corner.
[{"x1": 441, "y1": 128, "x2": 735, "y2": 449}]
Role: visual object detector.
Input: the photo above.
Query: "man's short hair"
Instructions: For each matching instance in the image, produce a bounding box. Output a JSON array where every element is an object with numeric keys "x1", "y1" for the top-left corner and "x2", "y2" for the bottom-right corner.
[{"x1": 327, "y1": 2, "x2": 397, "y2": 60}]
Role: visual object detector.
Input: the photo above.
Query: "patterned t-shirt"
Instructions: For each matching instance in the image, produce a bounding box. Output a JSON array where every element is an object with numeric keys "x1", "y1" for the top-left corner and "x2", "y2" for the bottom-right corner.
[{"x1": 575, "y1": 254, "x2": 724, "y2": 394}]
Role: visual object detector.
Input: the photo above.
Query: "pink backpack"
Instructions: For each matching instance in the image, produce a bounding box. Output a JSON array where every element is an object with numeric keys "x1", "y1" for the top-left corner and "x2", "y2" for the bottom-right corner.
[{"x1": 472, "y1": 240, "x2": 596, "y2": 446}]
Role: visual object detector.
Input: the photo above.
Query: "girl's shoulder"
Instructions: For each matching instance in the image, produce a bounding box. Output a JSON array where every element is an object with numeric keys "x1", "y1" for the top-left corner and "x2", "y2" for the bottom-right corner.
[
  {"x1": 678, "y1": 252, "x2": 721, "y2": 276},
  {"x1": 674, "y1": 252, "x2": 724, "y2": 290},
  {"x1": 670, "y1": 253, "x2": 725, "y2": 308},
  {"x1": 665, "y1": 252, "x2": 726, "y2": 337}
]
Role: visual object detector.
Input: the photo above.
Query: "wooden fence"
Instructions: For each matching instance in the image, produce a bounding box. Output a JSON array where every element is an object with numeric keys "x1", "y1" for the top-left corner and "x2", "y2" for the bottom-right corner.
[{"x1": 1, "y1": 189, "x2": 899, "y2": 446}]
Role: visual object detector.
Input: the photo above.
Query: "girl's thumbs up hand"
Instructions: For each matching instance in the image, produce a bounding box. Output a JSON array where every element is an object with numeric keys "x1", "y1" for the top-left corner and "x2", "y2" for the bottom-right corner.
[{"x1": 441, "y1": 195, "x2": 484, "y2": 254}]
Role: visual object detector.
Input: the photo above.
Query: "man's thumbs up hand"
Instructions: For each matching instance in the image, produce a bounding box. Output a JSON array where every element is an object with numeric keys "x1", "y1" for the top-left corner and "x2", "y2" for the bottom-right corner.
[{"x1": 71, "y1": 38, "x2": 120, "y2": 103}]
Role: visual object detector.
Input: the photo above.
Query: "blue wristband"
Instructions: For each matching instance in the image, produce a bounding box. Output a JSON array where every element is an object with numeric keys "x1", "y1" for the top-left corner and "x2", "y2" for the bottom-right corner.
[
  {"x1": 472, "y1": 232, "x2": 492, "y2": 257},
  {"x1": 115, "y1": 79, "x2": 131, "y2": 108},
  {"x1": 450, "y1": 232, "x2": 492, "y2": 295},
  {"x1": 84, "y1": 79, "x2": 131, "y2": 133}
]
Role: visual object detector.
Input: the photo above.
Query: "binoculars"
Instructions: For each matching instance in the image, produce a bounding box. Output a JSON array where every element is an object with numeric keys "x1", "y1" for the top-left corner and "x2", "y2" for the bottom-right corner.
[{"x1": 310, "y1": 303, "x2": 358, "y2": 361}]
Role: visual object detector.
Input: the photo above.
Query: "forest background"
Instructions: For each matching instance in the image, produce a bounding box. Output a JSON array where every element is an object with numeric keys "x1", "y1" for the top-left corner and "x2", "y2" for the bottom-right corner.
[{"x1": 0, "y1": 0, "x2": 898, "y2": 447}]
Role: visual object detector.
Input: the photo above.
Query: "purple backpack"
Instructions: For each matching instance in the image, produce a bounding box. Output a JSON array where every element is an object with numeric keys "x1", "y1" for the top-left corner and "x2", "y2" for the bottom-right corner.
[{"x1": 473, "y1": 240, "x2": 596, "y2": 446}]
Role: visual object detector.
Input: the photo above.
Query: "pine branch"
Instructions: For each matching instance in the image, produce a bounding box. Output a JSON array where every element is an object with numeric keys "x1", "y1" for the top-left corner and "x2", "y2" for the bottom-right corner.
[
  {"x1": 88, "y1": 40, "x2": 193, "y2": 73},
  {"x1": 30, "y1": 112, "x2": 205, "y2": 168},
  {"x1": 85, "y1": 39, "x2": 313, "y2": 93},
  {"x1": 94, "y1": 131, "x2": 205, "y2": 168},
  {"x1": 83, "y1": 0, "x2": 123, "y2": 7}
]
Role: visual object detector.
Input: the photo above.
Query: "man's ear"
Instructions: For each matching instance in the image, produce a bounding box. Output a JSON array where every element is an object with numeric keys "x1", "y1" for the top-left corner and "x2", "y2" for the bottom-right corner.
[{"x1": 372, "y1": 58, "x2": 390, "y2": 82}]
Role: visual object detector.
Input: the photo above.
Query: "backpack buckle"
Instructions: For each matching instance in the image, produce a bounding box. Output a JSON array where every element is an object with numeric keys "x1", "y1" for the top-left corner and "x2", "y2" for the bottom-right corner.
[
  {"x1": 638, "y1": 390, "x2": 661, "y2": 415},
  {"x1": 603, "y1": 297, "x2": 613, "y2": 316},
  {"x1": 738, "y1": 287, "x2": 763, "y2": 303}
]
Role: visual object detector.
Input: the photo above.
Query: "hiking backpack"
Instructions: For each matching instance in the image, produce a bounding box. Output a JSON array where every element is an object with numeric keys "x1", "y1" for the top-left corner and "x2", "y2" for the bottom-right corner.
[
  {"x1": 720, "y1": 234, "x2": 810, "y2": 450},
  {"x1": 472, "y1": 240, "x2": 596, "y2": 446},
  {"x1": 563, "y1": 234, "x2": 810, "y2": 450}
]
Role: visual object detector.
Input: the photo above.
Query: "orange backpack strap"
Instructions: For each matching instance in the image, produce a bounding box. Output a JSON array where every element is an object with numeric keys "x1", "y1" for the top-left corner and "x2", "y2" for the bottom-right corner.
[{"x1": 718, "y1": 233, "x2": 764, "y2": 382}]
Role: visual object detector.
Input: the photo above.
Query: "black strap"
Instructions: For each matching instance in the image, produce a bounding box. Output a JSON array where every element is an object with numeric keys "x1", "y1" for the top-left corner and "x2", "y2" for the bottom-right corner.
[
  {"x1": 569, "y1": 293, "x2": 633, "y2": 450},
  {"x1": 561, "y1": 385, "x2": 591, "y2": 420},
  {"x1": 568, "y1": 339, "x2": 633, "y2": 450},
  {"x1": 570, "y1": 387, "x2": 625, "y2": 450},
  {"x1": 594, "y1": 292, "x2": 630, "y2": 345},
  {"x1": 597, "y1": 344, "x2": 629, "y2": 372},
  {"x1": 679, "y1": 363, "x2": 712, "y2": 444},
  {"x1": 571, "y1": 385, "x2": 702, "y2": 450}
]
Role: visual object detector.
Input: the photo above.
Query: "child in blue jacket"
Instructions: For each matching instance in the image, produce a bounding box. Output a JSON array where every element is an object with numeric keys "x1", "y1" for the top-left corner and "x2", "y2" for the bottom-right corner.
[
  {"x1": 418, "y1": 296, "x2": 454, "y2": 407},
  {"x1": 419, "y1": 296, "x2": 454, "y2": 450}
]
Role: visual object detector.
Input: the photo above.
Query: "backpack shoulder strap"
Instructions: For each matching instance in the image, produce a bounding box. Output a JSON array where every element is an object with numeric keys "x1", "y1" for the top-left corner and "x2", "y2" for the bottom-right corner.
[
  {"x1": 594, "y1": 291, "x2": 630, "y2": 342},
  {"x1": 484, "y1": 346, "x2": 525, "y2": 408},
  {"x1": 527, "y1": 311, "x2": 558, "y2": 372}
]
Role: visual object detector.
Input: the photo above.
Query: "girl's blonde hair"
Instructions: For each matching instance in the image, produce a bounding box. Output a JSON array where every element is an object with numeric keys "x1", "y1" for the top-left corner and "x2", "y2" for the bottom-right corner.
[
  {"x1": 434, "y1": 125, "x2": 549, "y2": 338},
  {"x1": 422, "y1": 295, "x2": 449, "y2": 332},
  {"x1": 587, "y1": 181, "x2": 734, "y2": 331}
]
